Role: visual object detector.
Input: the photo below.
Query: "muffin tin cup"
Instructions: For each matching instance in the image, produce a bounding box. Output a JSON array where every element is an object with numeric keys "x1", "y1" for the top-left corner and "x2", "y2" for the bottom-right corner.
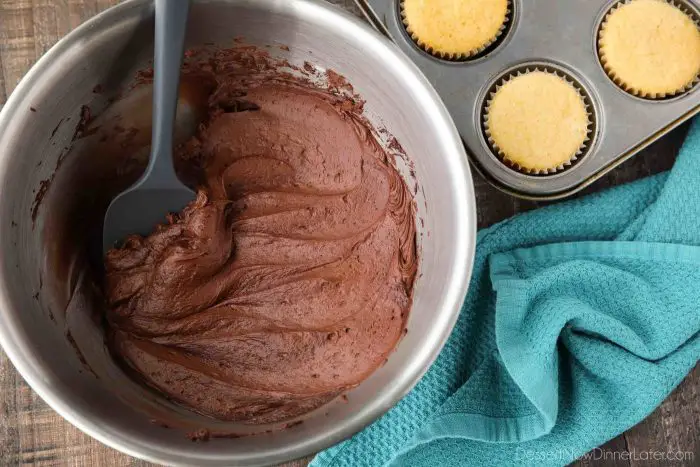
[
  {"x1": 356, "y1": 0, "x2": 700, "y2": 200},
  {"x1": 597, "y1": 0, "x2": 700, "y2": 100},
  {"x1": 482, "y1": 64, "x2": 596, "y2": 175},
  {"x1": 399, "y1": 0, "x2": 514, "y2": 61}
]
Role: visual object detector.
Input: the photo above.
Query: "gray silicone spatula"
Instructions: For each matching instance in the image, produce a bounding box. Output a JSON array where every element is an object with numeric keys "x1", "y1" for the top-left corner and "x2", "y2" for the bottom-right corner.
[{"x1": 102, "y1": 0, "x2": 194, "y2": 253}]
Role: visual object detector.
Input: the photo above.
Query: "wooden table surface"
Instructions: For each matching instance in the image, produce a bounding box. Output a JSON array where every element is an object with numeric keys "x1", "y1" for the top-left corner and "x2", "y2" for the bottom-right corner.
[{"x1": 0, "y1": 1, "x2": 697, "y2": 465}]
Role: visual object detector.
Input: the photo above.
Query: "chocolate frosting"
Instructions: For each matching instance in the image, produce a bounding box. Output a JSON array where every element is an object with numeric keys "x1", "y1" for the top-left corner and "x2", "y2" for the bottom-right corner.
[{"x1": 103, "y1": 69, "x2": 417, "y2": 423}]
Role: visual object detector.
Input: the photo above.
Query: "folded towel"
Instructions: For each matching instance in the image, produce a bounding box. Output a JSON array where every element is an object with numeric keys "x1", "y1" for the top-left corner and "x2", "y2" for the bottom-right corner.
[{"x1": 312, "y1": 117, "x2": 700, "y2": 467}]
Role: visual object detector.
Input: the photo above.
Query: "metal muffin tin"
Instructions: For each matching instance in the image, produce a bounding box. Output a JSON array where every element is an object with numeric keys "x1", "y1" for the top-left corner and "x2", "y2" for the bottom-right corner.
[{"x1": 355, "y1": 0, "x2": 700, "y2": 199}]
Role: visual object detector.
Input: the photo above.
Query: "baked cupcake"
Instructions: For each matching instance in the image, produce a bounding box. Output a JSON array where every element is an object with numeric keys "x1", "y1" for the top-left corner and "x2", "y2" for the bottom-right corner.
[
  {"x1": 483, "y1": 69, "x2": 591, "y2": 174},
  {"x1": 598, "y1": 0, "x2": 700, "y2": 98},
  {"x1": 401, "y1": 0, "x2": 510, "y2": 60}
]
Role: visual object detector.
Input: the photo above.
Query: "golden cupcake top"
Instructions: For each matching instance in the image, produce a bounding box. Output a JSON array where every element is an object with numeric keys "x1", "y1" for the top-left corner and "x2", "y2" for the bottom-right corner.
[
  {"x1": 402, "y1": 0, "x2": 509, "y2": 59},
  {"x1": 484, "y1": 70, "x2": 590, "y2": 173},
  {"x1": 598, "y1": 0, "x2": 700, "y2": 98}
]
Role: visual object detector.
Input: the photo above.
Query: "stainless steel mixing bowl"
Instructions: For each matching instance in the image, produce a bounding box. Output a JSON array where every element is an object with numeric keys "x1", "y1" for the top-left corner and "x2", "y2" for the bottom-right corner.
[{"x1": 0, "y1": 0, "x2": 476, "y2": 464}]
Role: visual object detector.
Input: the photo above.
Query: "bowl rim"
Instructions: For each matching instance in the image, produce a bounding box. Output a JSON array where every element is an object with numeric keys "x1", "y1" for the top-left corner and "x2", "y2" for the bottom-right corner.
[{"x1": 0, "y1": 0, "x2": 476, "y2": 464}]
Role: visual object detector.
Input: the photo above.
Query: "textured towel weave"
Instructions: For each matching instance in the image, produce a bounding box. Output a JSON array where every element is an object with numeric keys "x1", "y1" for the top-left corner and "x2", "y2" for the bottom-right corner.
[{"x1": 312, "y1": 118, "x2": 700, "y2": 466}]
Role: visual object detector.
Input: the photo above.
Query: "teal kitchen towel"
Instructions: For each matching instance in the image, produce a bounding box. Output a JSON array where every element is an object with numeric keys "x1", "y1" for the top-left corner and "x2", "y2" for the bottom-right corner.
[{"x1": 312, "y1": 118, "x2": 700, "y2": 467}]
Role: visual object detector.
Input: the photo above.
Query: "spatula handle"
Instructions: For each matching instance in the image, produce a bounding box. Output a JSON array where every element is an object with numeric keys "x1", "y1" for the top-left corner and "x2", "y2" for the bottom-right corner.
[{"x1": 145, "y1": 0, "x2": 191, "y2": 187}]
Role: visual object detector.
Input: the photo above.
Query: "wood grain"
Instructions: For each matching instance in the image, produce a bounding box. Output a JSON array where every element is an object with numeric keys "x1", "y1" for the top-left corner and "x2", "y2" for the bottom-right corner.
[{"x1": 0, "y1": 1, "x2": 697, "y2": 466}]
